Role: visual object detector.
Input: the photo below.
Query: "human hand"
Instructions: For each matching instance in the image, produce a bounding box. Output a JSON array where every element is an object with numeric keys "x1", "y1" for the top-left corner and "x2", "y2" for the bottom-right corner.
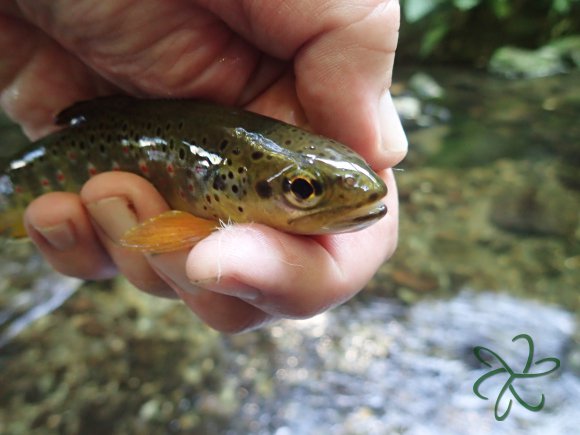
[{"x1": 0, "y1": 0, "x2": 407, "y2": 332}]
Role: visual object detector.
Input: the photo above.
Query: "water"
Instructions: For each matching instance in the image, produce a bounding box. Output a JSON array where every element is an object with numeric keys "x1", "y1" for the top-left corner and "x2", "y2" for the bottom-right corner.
[{"x1": 0, "y1": 69, "x2": 578, "y2": 434}]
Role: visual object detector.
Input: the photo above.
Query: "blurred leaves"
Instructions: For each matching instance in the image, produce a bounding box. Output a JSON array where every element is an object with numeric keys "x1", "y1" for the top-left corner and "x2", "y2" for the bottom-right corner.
[
  {"x1": 404, "y1": 0, "x2": 444, "y2": 23},
  {"x1": 399, "y1": 0, "x2": 580, "y2": 64}
]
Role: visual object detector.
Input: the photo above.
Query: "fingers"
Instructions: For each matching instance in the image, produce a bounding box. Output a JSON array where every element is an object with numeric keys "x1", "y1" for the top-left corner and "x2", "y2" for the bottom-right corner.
[
  {"x1": 23, "y1": 172, "x2": 177, "y2": 297},
  {"x1": 78, "y1": 172, "x2": 177, "y2": 298},
  {"x1": 23, "y1": 192, "x2": 117, "y2": 280},
  {"x1": 295, "y1": 1, "x2": 407, "y2": 168},
  {"x1": 196, "y1": 0, "x2": 407, "y2": 168},
  {"x1": 13, "y1": 0, "x2": 283, "y2": 106},
  {"x1": 0, "y1": 11, "x2": 113, "y2": 138},
  {"x1": 185, "y1": 169, "x2": 398, "y2": 319},
  {"x1": 149, "y1": 251, "x2": 273, "y2": 332}
]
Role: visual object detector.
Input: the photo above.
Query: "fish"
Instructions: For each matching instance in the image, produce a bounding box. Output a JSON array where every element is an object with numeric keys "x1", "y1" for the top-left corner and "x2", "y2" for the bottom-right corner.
[{"x1": 0, "y1": 96, "x2": 387, "y2": 253}]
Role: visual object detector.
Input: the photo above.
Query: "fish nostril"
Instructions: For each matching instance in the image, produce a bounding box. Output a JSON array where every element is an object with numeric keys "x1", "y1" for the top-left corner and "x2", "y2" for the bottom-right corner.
[{"x1": 368, "y1": 193, "x2": 379, "y2": 202}]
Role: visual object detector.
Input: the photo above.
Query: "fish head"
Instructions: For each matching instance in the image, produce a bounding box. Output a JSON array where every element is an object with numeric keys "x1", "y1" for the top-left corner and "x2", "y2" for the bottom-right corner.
[{"x1": 232, "y1": 131, "x2": 388, "y2": 234}]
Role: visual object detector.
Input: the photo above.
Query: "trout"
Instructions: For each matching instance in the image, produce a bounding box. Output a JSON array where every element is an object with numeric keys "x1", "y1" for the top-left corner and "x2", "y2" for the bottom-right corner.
[{"x1": 0, "y1": 96, "x2": 387, "y2": 253}]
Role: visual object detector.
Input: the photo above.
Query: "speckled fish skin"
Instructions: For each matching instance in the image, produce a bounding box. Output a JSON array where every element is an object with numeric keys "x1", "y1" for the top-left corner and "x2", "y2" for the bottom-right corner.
[{"x1": 0, "y1": 96, "x2": 387, "y2": 238}]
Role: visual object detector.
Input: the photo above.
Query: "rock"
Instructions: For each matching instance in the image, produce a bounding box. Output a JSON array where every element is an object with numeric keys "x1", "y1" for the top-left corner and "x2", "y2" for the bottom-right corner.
[
  {"x1": 408, "y1": 72, "x2": 445, "y2": 99},
  {"x1": 489, "y1": 164, "x2": 579, "y2": 237},
  {"x1": 547, "y1": 35, "x2": 580, "y2": 68},
  {"x1": 489, "y1": 46, "x2": 568, "y2": 78}
]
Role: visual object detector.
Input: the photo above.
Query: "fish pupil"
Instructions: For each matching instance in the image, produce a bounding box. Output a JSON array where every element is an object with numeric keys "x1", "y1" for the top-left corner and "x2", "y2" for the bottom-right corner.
[{"x1": 290, "y1": 178, "x2": 315, "y2": 200}]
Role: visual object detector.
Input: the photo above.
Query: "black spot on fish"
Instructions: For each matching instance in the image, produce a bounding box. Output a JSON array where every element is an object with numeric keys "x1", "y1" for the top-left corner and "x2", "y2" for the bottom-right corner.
[
  {"x1": 237, "y1": 167, "x2": 245, "y2": 174},
  {"x1": 255, "y1": 180, "x2": 272, "y2": 198},
  {"x1": 99, "y1": 144, "x2": 106, "y2": 154},
  {"x1": 219, "y1": 139, "x2": 229, "y2": 151},
  {"x1": 238, "y1": 206, "x2": 244, "y2": 213},
  {"x1": 231, "y1": 185, "x2": 239, "y2": 194},
  {"x1": 178, "y1": 121, "x2": 183, "y2": 130},
  {"x1": 205, "y1": 194, "x2": 211, "y2": 203},
  {"x1": 369, "y1": 193, "x2": 379, "y2": 201},
  {"x1": 232, "y1": 148, "x2": 241, "y2": 155},
  {"x1": 213, "y1": 194, "x2": 220, "y2": 202},
  {"x1": 179, "y1": 147, "x2": 186, "y2": 160},
  {"x1": 285, "y1": 139, "x2": 292, "y2": 145},
  {"x1": 228, "y1": 171, "x2": 234, "y2": 179},
  {"x1": 251, "y1": 151, "x2": 264, "y2": 160},
  {"x1": 213, "y1": 176, "x2": 226, "y2": 191},
  {"x1": 156, "y1": 127, "x2": 162, "y2": 136}
]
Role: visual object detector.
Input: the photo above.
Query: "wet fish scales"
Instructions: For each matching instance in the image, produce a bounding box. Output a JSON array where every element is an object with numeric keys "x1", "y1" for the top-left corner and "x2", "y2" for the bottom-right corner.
[{"x1": 0, "y1": 97, "x2": 387, "y2": 250}]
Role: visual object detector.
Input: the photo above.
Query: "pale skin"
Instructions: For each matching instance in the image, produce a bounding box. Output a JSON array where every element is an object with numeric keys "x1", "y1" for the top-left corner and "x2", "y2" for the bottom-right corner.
[{"x1": 0, "y1": 0, "x2": 407, "y2": 332}]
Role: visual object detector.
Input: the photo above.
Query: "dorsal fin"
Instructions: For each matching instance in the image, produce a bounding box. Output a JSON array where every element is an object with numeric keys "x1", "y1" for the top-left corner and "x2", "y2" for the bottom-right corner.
[{"x1": 54, "y1": 95, "x2": 135, "y2": 127}]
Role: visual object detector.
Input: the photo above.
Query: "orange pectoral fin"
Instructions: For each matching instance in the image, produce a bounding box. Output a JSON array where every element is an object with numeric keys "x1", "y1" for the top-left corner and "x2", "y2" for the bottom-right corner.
[{"x1": 119, "y1": 210, "x2": 218, "y2": 254}]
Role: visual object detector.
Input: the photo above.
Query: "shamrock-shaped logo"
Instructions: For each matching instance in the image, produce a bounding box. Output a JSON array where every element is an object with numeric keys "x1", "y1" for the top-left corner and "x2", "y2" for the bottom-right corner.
[{"x1": 473, "y1": 333, "x2": 560, "y2": 421}]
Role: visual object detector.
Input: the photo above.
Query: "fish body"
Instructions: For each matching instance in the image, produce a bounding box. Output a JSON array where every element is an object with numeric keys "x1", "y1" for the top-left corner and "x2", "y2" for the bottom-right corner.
[{"x1": 0, "y1": 97, "x2": 387, "y2": 245}]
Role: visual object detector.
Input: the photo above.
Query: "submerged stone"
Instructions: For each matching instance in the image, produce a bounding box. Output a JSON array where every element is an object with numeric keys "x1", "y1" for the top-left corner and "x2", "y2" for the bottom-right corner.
[{"x1": 489, "y1": 46, "x2": 568, "y2": 78}]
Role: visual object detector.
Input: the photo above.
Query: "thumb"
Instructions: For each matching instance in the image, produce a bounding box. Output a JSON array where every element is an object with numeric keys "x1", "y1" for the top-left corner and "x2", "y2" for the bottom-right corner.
[{"x1": 295, "y1": 0, "x2": 407, "y2": 168}]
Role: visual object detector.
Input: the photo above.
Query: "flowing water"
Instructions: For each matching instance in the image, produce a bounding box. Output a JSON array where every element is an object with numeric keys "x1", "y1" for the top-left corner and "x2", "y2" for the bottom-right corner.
[{"x1": 0, "y1": 68, "x2": 578, "y2": 434}]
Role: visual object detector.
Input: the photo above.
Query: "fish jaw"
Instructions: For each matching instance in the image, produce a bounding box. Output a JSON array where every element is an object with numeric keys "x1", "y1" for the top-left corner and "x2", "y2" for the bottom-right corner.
[{"x1": 286, "y1": 200, "x2": 387, "y2": 234}]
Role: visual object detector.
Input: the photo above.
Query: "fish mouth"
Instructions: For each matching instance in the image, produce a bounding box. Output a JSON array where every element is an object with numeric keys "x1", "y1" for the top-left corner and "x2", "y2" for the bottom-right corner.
[
  {"x1": 290, "y1": 201, "x2": 388, "y2": 234},
  {"x1": 323, "y1": 201, "x2": 388, "y2": 232}
]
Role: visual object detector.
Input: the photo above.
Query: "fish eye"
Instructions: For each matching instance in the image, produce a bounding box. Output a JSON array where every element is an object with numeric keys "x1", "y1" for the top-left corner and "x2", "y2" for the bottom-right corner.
[
  {"x1": 291, "y1": 177, "x2": 315, "y2": 200},
  {"x1": 283, "y1": 174, "x2": 323, "y2": 208}
]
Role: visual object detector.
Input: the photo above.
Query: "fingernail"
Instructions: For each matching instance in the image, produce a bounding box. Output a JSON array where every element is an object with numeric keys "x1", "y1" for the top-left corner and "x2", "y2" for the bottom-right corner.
[
  {"x1": 33, "y1": 221, "x2": 76, "y2": 251},
  {"x1": 86, "y1": 197, "x2": 137, "y2": 242},
  {"x1": 192, "y1": 278, "x2": 262, "y2": 301},
  {"x1": 379, "y1": 91, "x2": 408, "y2": 154},
  {"x1": 149, "y1": 251, "x2": 202, "y2": 295}
]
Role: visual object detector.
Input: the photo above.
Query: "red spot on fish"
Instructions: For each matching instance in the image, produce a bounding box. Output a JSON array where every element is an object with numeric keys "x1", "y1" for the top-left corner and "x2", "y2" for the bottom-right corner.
[
  {"x1": 56, "y1": 170, "x2": 65, "y2": 184},
  {"x1": 68, "y1": 151, "x2": 77, "y2": 162},
  {"x1": 41, "y1": 177, "x2": 50, "y2": 187},
  {"x1": 166, "y1": 163, "x2": 175, "y2": 176},
  {"x1": 178, "y1": 187, "x2": 186, "y2": 199},
  {"x1": 138, "y1": 159, "x2": 149, "y2": 175},
  {"x1": 111, "y1": 161, "x2": 121, "y2": 171},
  {"x1": 122, "y1": 146, "x2": 129, "y2": 155},
  {"x1": 187, "y1": 182, "x2": 194, "y2": 192},
  {"x1": 14, "y1": 185, "x2": 23, "y2": 194},
  {"x1": 88, "y1": 163, "x2": 98, "y2": 177}
]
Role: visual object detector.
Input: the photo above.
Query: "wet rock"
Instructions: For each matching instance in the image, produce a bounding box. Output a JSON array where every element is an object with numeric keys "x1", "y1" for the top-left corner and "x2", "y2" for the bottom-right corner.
[
  {"x1": 489, "y1": 46, "x2": 568, "y2": 78},
  {"x1": 547, "y1": 35, "x2": 580, "y2": 68},
  {"x1": 237, "y1": 291, "x2": 578, "y2": 434},
  {"x1": 489, "y1": 163, "x2": 579, "y2": 237},
  {"x1": 408, "y1": 72, "x2": 445, "y2": 100}
]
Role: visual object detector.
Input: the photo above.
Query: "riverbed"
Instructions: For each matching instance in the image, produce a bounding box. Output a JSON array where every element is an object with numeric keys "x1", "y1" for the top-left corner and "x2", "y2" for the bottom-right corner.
[{"x1": 1, "y1": 68, "x2": 578, "y2": 434}]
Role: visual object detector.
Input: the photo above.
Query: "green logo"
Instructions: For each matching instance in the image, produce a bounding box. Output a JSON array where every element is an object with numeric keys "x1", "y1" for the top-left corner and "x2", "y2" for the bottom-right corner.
[{"x1": 473, "y1": 333, "x2": 560, "y2": 421}]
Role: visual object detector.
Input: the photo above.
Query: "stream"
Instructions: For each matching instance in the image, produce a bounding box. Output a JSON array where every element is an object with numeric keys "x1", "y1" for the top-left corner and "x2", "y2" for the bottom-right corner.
[{"x1": 0, "y1": 68, "x2": 578, "y2": 434}]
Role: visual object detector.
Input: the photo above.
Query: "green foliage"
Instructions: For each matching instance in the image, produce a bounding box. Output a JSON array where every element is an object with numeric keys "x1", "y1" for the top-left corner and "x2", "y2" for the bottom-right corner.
[{"x1": 399, "y1": 0, "x2": 580, "y2": 64}]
